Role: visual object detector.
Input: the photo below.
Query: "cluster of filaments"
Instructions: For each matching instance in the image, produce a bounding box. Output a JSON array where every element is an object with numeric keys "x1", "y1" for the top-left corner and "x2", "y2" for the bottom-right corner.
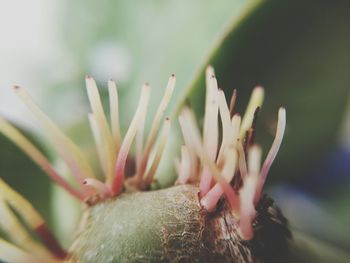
[
  {"x1": 177, "y1": 66, "x2": 286, "y2": 240},
  {"x1": 0, "y1": 76, "x2": 175, "y2": 262},
  {"x1": 0, "y1": 75, "x2": 176, "y2": 202},
  {"x1": 0, "y1": 179, "x2": 67, "y2": 262},
  {"x1": 0, "y1": 67, "x2": 285, "y2": 262}
]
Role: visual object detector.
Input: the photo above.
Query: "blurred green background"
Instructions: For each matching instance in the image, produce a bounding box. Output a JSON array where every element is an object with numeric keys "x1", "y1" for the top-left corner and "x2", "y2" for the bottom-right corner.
[{"x1": 0, "y1": 0, "x2": 349, "y2": 261}]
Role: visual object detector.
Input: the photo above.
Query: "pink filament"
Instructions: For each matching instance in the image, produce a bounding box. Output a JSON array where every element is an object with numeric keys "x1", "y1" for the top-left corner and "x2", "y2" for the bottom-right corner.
[
  {"x1": 111, "y1": 152, "x2": 127, "y2": 195},
  {"x1": 254, "y1": 108, "x2": 286, "y2": 204},
  {"x1": 200, "y1": 184, "x2": 224, "y2": 212},
  {"x1": 199, "y1": 168, "x2": 212, "y2": 198}
]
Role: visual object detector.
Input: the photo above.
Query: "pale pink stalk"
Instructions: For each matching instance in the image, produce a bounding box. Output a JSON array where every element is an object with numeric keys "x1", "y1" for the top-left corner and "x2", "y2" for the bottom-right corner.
[
  {"x1": 180, "y1": 109, "x2": 240, "y2": 213},
  {"x1": 178, "y1": 109, "x2": 198, "y2": 181},
  {"x1": 237, "y1": 140, "x2": 248, "y2": 180},
  {"x1": 108, "y1": 80, "x2": 122, "y2": 148},
  {"x1": 0, "y1": 239, "x2": 39, "y2": 263},
  {"x1": 239, "y1": 176, "x2": 258, "y2": 240},
  {"x1": 254, "y1": 108, "x2": 286, "y2": 204},
  {"x1": 0, "y1": 117, "x2": 85, "y2": 201},
  {"x1": 83, "y1": 178, "x2": 113, "y2": 197},
  {"x1": 0, "y1": 199, "x2": 57, "y2": 261},
  {"x1": 199, "y1": 75, "x2": 219, "y2": 197},
  {"x1": 111, "y1": 84, "x2": 150, "y2": 195},
  {"x1": 200, "y1": 184, "x2": 224, "y2": 212},
  {"x1": 217, "y1": 89, "x2": 233, "y2": 165},
  {"x1": 143, "y1": 118, "x2": 171, "y2": 185},
  {"x1": 86, "y1": 77, "x2": 115, "y2": 183},
  {"x1": 201, "y1": 147, "x2": 237, "y2": 211},
  {"x1": 239, "y1": 86, "x2": 264, "y2": 138},
  {"x1": 14, "y1": 86, "x2": 95, "y2": 185},
  {"x1": 177, "y1": 145, "x2": 192, "y2": 184},
  {"x1": 88, "y1": 113, "x2": 107, "y2": 174},
  {"x1": 138, "y1": 74, "x2": 176, "y2": 177}
]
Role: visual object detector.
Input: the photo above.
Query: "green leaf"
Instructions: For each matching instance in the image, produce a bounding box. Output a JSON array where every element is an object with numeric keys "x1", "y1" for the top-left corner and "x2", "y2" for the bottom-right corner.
[{"x1": 61, "y1": 0, "x2": 263, "y2": 126}]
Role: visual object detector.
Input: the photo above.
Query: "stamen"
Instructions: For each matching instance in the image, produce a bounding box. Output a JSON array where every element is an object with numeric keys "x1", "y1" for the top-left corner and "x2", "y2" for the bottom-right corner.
[
  {"x1": 112, "y1": 83, "x2": 150, "y2": 195},
  {"x1": 179, "y1": 110, "x2": 202, "y2": 144},
  {"x1": 240, "y1": 86, "x2": 264, "y2": 138},
  {"x1": 254, "y1": 107, "x2": 286, "y2": 204},
  {"x1": 199, "y1": 169, "x2": 212, "y2": 198},
  {"x1": 247, "y1": 145, "x2": 262, "y2": 176},
  {"x1": 108, "y1": 80, "x2": 121, "y2": 149},
  {"x1": 240, "y1": 146, "x2": 261, "y2": 239},
  {"x1": 86, "y1": 77, "x2": 115, "y2": 183},
  {"x1": 239, "y1": 175, "x2": 258, "y2": 240},
  {"x1": 231, "y1": 114, "x2": 241, "y2": 144},
  {"x1": 0, "y1": 198, "x2": 55, "y2": 261},
  {"x1": 180, "y1": 109, "x2": 239, "y2": 213},
  {"x1": 176, "y1": 145, "x2": 192, "y2": 185},
  {"x1": 0, "y1": 118, "x2": 85, "y2": 200},
  {"x1": 203, "y1": 75, "x2": 219, "y2": 158},
  {"x1": 229, "y1": 89, "x2": 237, "y2": 118},
  {"x1": 135, "y1": 84, "x2": 149, "y2": 176},
  {"x1": 200, "y1": 184, "x2": 225, "y2": 212},
  {"x1": 0, "y1": 179, "x2": 43, "y2": 227},
  {"x1": 222, "y1": 147, "x2": 238, "y2": 182},
  {"x1": 0, "y1": 238, "x2": 39, "y2": 263},
  {"x1": 199, "y1": 148, "x2": 239, "y2": 214},
  {"x1": 200, "y1": 75, "x2": 219, "y2": 196},
  {"x1": 139, "y1": 74, "x2": 176, "y2": 177},
  {"x1": 14, "y1": 86, "x2": 95, "y2": 184},
  {"x1": 218, "y1": 90, "x2": 231, "y2": 135},
  {"x1": 179, "y1": 110, "x2": 211, "y2": 196},
  {"x1": 83, "y1": 178, "x2": 112, "y2": 197},
  {"x1": 0, "y1": 179, "x2": 67, "y2": 259},
  {"x1": 237, "y1": 140, "x2": 248, "y2": 180},
  {"x1": 201, "y1": 147, "x2": 238, "y2": 212},
  {"x1": 244, "y1": 107, "x2": 259, "y2": 150},
  {"x1": 178, "y1": 112, "x2": 198, "y2": 180},
  {"x1": 143, "y1": 118, "x2": 171, "y2": 186},
  {"x1": 35, "y1": 225, "x2": 68, "y2": 260},
  {"x1": 205, "y1": 65, "x2": 215, "y2": 89},
  {"x1": 88, "y1": 113, "x2": 106, "y2": 174},
  {"x1": 178, "y1": 109, "x2": 203, "y2": 165},
  {"x1": 217, "y1": 89, "x2": 232, "y2": 164}
]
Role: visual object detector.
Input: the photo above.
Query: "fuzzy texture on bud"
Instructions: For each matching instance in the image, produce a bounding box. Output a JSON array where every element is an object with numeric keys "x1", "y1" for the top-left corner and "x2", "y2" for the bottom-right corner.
[{"x1": 69, "y1": 185, "x2": 290, "y2": 263}]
